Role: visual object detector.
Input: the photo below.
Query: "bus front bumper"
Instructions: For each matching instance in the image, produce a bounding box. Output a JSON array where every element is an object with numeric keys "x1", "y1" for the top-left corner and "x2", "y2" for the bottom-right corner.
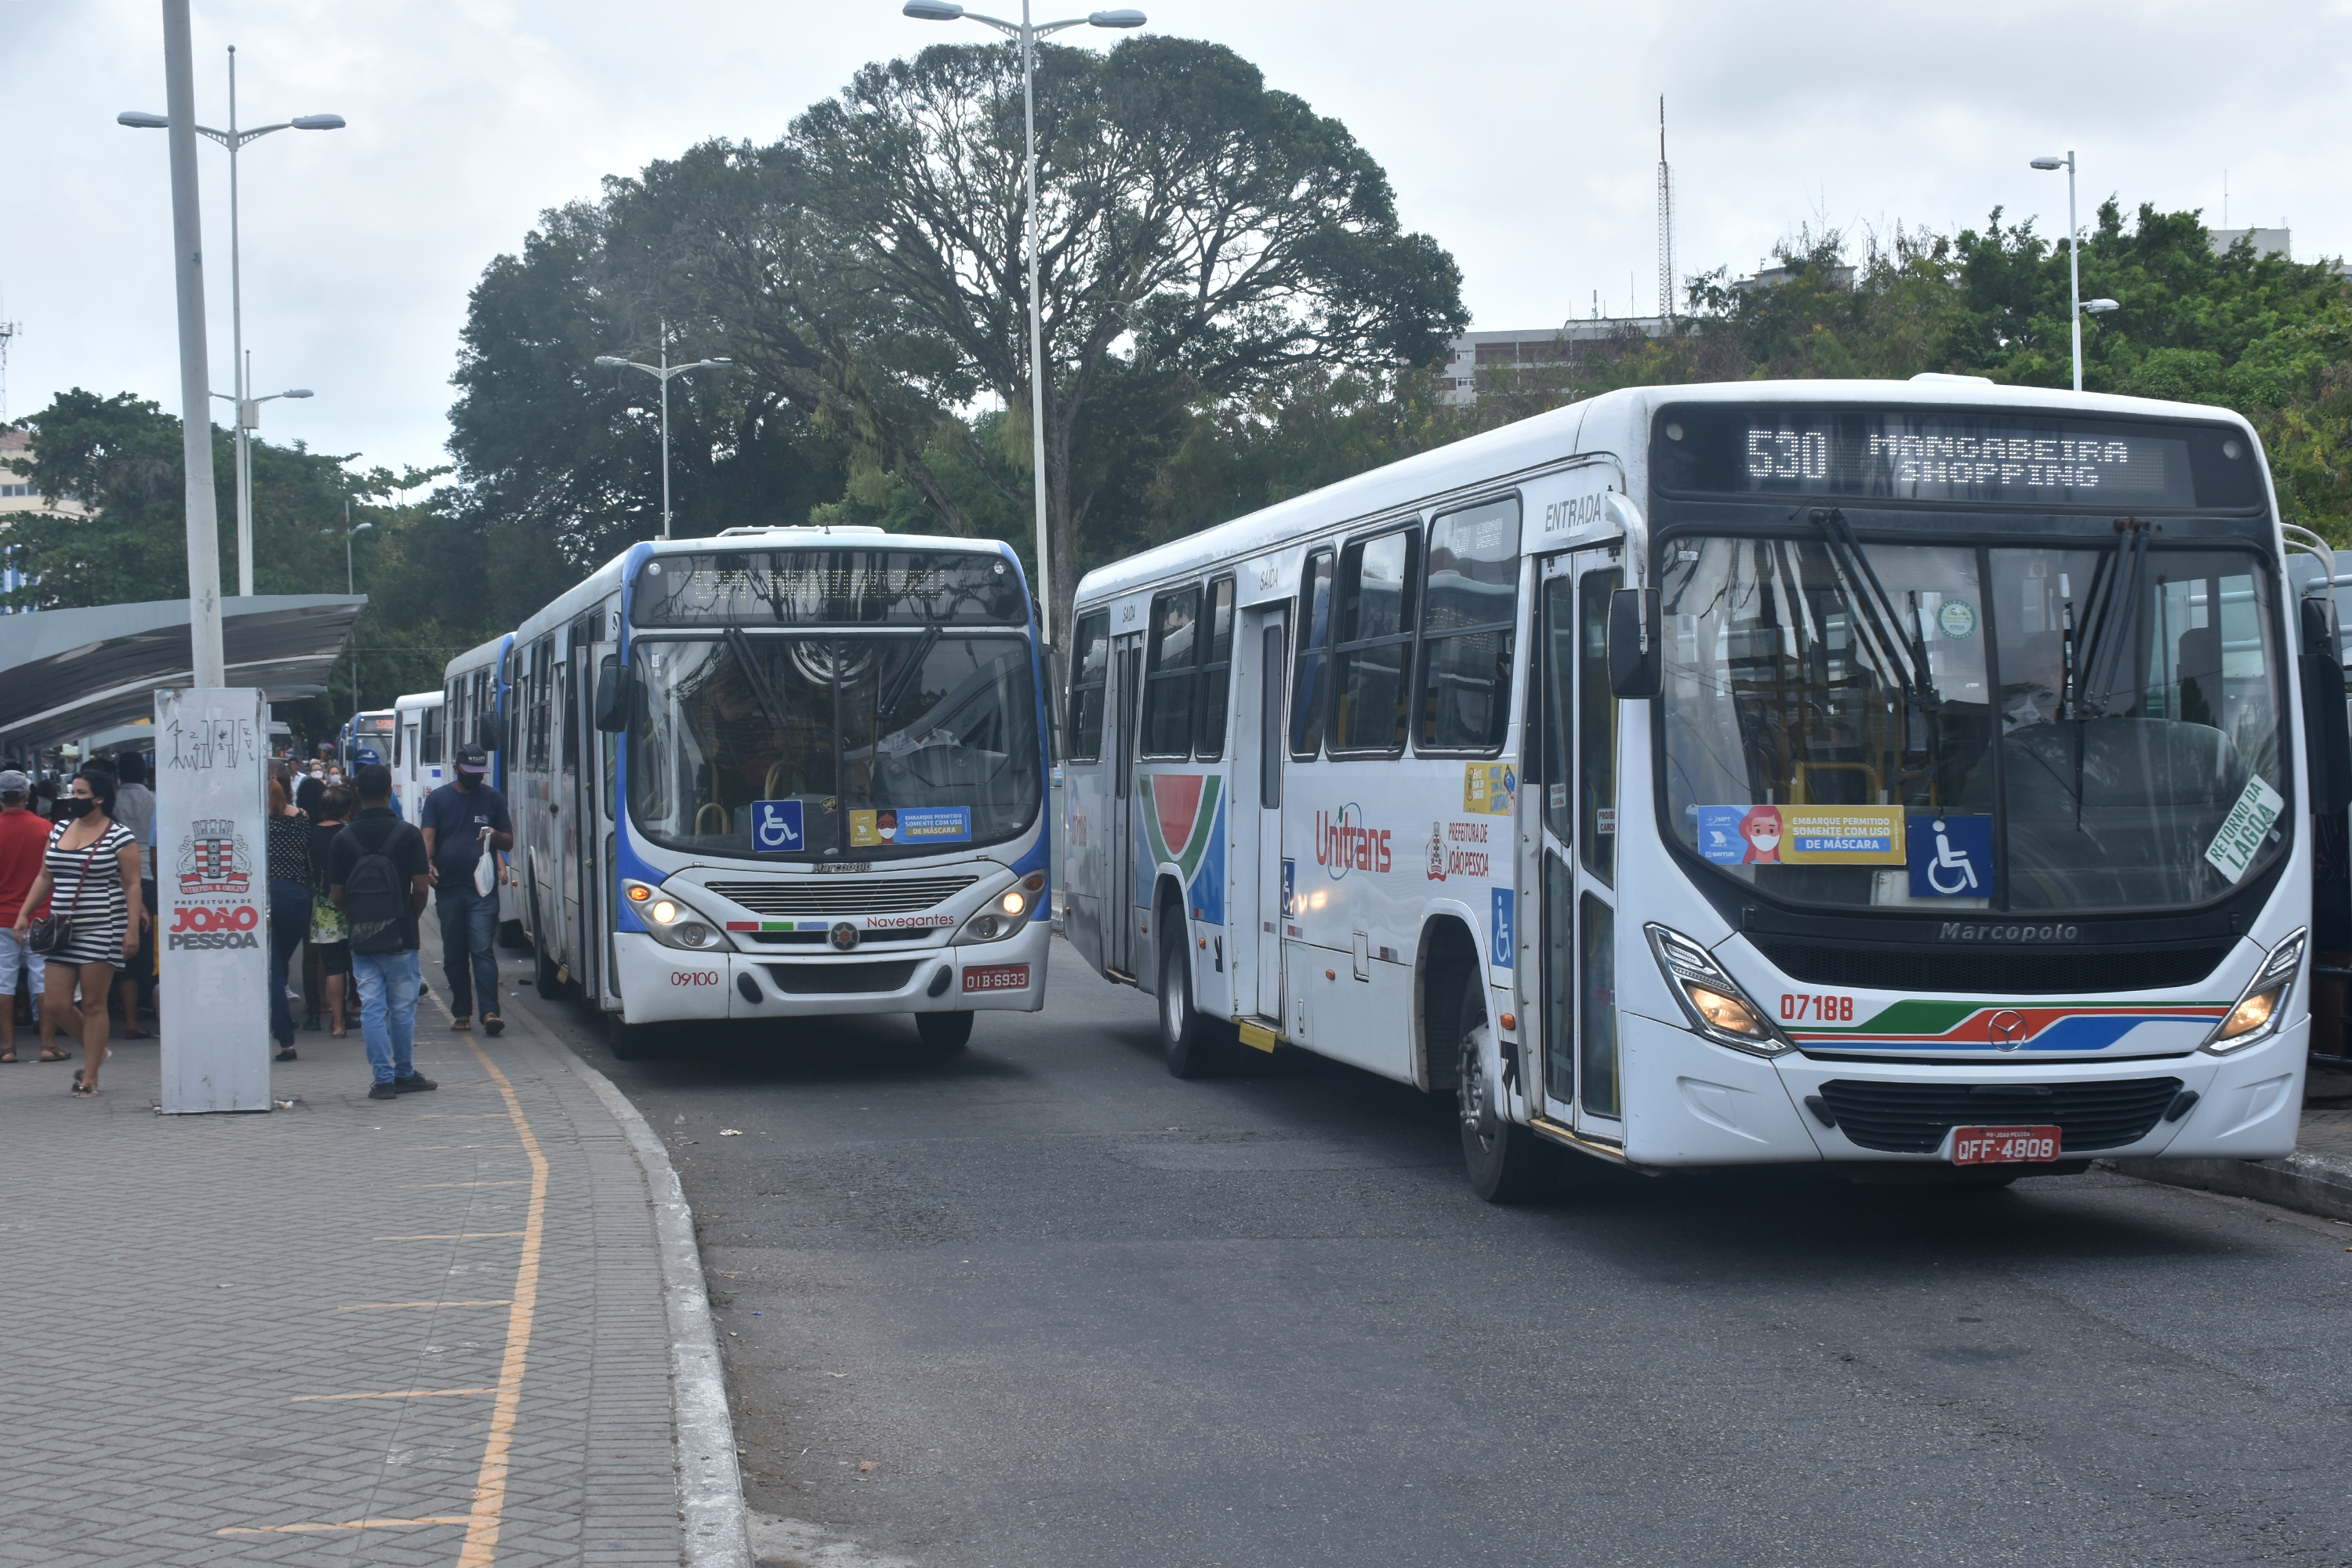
[
  {"x1": 612, "y1": 921, "x2": 1051, "y2": 1023},
  {"x1": 1614, "y1": 1010, "x2": 2307, "y2": 1167}
]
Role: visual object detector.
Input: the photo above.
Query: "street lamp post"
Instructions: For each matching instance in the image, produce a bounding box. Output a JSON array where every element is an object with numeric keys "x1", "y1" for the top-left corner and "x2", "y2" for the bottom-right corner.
[
  {"x1": 122, "y1": 47, "x2": 344, "y2": 597},
  {"x1": 346, "y1": 506, "x2": 371, "y2": 716},
  {"x1": 901, "y1": 2, "x2": 1147, "y2": 647},
  {"x1": 594, "y1": 325, "x2": 731, "y2": 540},
  {"x1": 2030, "y1": 151, "x2": 2087, "y2": 392}
]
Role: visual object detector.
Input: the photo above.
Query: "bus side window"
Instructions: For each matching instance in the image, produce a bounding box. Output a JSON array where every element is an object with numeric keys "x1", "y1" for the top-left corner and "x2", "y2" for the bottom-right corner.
[
  {"x1": 1260, "y1": 626, "x2": 1284, "y2": 809},
  {"x1": 1417, "y1": 498, "x2": 1520, "y2": 753},
  {"x1": 1331, "y1": 526, "x2": 1420, "y2": 755},
  {"x1": 1196, "y1": 576, "x2": 1236, "y2": 760},
  {"x1": 1541, "y1": 575, "x2": 1575, "y2": 844},
  {"x1": 1067, "y1": 612, "x2": 1110, "y2": 764},
  {"x1": 1141, "y1": 586, "x2": 1202, "y2": 758},
  {"x1": 1290, "y1": 550, "x2": 1336, "y2": 759},
  {"x1": 1578, "y1": 569, "x2": 1620, "y2": 886},
  {"x1": 423, "y1": 702, "x2": 443, "y2": 766},
  {"x1": 394, "y1": 721, "x2": 405, "y2": 768}
]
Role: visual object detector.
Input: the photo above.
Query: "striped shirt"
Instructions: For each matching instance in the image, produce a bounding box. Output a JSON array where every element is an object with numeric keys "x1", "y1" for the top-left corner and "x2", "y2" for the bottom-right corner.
[{"x1": 42, "y1": 818, "x2": 134, "y2": 965}]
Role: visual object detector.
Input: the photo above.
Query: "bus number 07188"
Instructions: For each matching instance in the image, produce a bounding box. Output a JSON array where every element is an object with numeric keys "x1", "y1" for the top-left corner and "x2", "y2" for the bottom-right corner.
[{"x1": 1780, "y1": 993, "x2": 1854, "y2": 1022}]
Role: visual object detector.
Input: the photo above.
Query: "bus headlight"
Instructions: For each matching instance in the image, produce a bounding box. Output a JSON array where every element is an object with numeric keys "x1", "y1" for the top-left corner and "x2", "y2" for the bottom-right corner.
[
  {"x1": 1644, "y1": 923, "x2": 1788, "y2": 1056},
  {"x1": 956, "y1": 894, "x2": 1032, "y2": 944},
  {"x1": 622, "y1": 879, "x2": 732, "y2": 953},
  {"x1": 2205, "y1": 927, "x2": 2303, "y2": 1053}
]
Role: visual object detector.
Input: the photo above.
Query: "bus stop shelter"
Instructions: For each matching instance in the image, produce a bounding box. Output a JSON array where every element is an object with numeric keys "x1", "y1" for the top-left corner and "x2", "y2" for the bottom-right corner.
[{"x1": 0, "y1": 593, "x2": 365, "y2": 757}]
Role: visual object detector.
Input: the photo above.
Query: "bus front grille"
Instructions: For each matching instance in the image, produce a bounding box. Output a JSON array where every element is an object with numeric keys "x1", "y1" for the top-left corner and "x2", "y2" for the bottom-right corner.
[
  {"x1": 705, "y1": 877, "x2": 977, "y2": 917},
  {"x1": 1818, "y1": 1076, "x2": 2183, "y2": 1155},
  {"x1": 1750, "y1": 938, "x2": 2234, "y2": 996},
  {"x1": 762, "y1": 960, "x2": 921, "y2": 995}
]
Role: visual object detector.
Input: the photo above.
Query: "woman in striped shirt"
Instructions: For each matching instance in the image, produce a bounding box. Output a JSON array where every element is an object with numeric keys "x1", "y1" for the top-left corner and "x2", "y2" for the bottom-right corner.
[{"x1": 10, "y1": 766, "x2": 141, "y2": 1095}]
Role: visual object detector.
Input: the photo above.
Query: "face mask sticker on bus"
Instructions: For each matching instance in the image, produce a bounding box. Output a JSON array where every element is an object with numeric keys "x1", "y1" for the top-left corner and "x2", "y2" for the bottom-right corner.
[
  {"x1": 1463, "y1": 763, "x2": 1516, "y2": 816},
  {"x1": 1907, "y1": 815, "x2": 1993, "y2": 898},
  {"x1": 2205, "y1": 776, "x2": 2285, "y2": 883},
  {"x1": 1697, "y1": 805, "x2": 1905, "y2": 866},
  {"x1": 854, "y1": 805, "x2": 972, "y2": 848}
]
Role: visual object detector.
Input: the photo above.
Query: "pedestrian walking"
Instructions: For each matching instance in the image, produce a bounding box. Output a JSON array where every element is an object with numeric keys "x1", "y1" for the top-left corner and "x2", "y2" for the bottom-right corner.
[
  {"x1": 109, "y1": 753, "x2": 158, "y2": 1039},
  {"x1": 265, "y1": 776, "x2": 312, "y2": 1062},
  {"x1": 328, "y1": 764, "x2": 435, "y2": 1101},
  {"x1": 9, "y1": 766, "x2": 140, "y2": 1095},
  {"x1": 419, "y1": 742, "x2": 513, "y2": 1036},
  {"x1": 0, "y1": 770, "x2": 53, "y2": 1065},
  {"x1": 307, "y1": 782, "x2": 356, "y2": 1036}
]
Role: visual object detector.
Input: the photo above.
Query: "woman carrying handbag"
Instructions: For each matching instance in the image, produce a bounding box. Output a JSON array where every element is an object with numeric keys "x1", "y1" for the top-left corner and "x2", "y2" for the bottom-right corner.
[{"x1": 11, "y1": 765, "x2": 140, "y2": 1096}]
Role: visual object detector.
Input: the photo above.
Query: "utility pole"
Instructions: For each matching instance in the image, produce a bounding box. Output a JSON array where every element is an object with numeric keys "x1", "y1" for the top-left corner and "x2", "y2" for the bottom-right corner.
[{"x1": 162, "y1": 0, "x2": 224, "y2": 687}]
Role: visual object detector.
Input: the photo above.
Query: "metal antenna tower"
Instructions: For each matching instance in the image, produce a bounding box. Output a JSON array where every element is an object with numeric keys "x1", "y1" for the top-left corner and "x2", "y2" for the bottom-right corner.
[
  {"x1": 0, "y1": 314, "x2": 18, "y2": 423},
  {"x1": 1656, "y1": 96, "x2": 1675, "y2": 320}
]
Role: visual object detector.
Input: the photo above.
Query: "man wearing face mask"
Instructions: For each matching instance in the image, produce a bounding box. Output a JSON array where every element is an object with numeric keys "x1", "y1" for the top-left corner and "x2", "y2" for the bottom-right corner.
[{"x1": 419, "y1": 744, "x2": 513, "y2": 1036}]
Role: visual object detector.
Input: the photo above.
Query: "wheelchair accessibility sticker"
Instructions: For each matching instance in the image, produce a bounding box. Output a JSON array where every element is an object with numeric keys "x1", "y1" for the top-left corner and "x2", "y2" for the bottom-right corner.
[
  {"x1": 752, "y1": 799, "x2": 805, "y2": 851},
  {"x1": 1907, "y1": 814, "x2": 1992, "y2": 898}
]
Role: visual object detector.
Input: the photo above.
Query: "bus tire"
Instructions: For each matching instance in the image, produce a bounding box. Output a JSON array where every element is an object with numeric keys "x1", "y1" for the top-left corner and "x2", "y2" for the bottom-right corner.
[
  {"x1": 1452, "y1": 971, "x2": 1555, "y2": 1203},
  {"x1": 916, "y1": 1011, "x2": 975, "y2": 1051},
  {"x1": 530, "y1": 891, "x2": 564, "y2": 1000},
  {"x1": 605, "y1": 1013, "x2": 656, "y2": 1061},
  {"x1": 1158, "y1": 922, "x2": 1218, "y2": 1079}
]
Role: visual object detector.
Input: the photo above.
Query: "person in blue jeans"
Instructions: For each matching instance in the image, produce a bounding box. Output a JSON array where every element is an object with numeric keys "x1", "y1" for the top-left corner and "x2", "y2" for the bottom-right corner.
[
  {"x1": 418, "y1": 743, "x2": 514, "y2": 1036},
  {"x1": 328, "y1": 764, "x2": 437, "y2": 1102}
]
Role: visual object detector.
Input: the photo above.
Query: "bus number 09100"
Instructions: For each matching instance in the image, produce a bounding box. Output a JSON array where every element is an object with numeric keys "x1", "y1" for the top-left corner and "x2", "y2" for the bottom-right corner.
[{"x1": 1780, "y1": 993, "x2": 1854, "y2": 1022}]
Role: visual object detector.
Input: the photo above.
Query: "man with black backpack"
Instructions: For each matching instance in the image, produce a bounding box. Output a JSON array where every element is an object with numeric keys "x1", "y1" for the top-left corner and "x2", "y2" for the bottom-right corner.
[{"x1": 328, "y1": 764, "x2": 436, "y2": 1102}]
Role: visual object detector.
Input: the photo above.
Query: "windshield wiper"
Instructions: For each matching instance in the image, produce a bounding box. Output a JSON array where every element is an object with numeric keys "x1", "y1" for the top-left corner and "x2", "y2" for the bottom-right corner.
[
  {"x1": 1808, "y1": 507, "x2": 1942, "y2": 713},
  {"x1": 2067, "y1": 517, "x2": 2151, "y2": 720},
  {"x1": 723, "y1": 626, "x2": 787, "y2": 732}
]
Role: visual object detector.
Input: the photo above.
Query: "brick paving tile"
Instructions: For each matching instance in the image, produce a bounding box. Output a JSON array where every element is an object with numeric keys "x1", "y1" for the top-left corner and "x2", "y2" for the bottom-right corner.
[{"x1": 0, "y1": 946, "x2": 689, "y2": 1567}]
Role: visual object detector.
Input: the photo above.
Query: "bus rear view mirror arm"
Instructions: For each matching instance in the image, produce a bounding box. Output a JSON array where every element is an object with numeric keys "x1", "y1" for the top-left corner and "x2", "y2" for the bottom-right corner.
[{"x1": 1608, "y1": 588, "x2": 1662, "y2": 699}]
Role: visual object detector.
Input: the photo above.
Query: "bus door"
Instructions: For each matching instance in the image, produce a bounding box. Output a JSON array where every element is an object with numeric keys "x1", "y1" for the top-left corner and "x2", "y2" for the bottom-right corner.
[
  {"x1": 582, "y1": 636, "x2": 620, "y2": 1011},
  {"x1": 556, "y1": 641, "x2": 584, "y2": 985},
  {"x1": 1232, "y1": 607, "x2": 1287, "y2": 1024},
  {"x1": 1535, "y1": 549, "x2": 1624, "y2": 1142},
  {"x1": 1107, "y1": 633, "x2": 1145, "y2": 979}
]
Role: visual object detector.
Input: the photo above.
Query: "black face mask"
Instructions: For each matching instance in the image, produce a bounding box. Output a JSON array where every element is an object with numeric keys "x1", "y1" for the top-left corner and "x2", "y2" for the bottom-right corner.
[{"x1": 60, "y1": 797, "x2": 96, "y2": 819}]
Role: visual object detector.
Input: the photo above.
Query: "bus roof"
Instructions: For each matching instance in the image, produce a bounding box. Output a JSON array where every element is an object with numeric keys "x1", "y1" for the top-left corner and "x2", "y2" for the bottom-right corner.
[
  {"x1": 1073, "y1": 377, "x2": 2263, "y2": 608},
  {"x1": 392, "y1": 691, "x2": 444, "y2": 713}
]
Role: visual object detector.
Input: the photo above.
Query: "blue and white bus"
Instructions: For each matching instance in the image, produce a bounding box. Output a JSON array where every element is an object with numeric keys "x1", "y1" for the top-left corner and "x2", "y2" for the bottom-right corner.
[
  {"x1": 501, "y1": 526, "x2": 1053, "y2": 1055},
  {"x1": 444, "y1": 633, "x2": 524, "y2": 935},
  {"x1": 339, "y1": 708, "x2": 395, "y2": 772},
  {"x1": 1065, "y1": 379, "x2": 2343, "y2": 1198}
]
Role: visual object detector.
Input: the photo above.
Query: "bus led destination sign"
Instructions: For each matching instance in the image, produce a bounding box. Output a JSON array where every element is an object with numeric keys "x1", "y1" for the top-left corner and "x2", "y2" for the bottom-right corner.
[{"x1": 1652, "y1": 407, "x2": 2236, "y2": 509}]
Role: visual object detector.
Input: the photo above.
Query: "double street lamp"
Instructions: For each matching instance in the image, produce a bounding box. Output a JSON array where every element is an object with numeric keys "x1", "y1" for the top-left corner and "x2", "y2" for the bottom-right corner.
[
  {"x1": 122, "y1": 45, "x2": 344, "y2": 597},
  {"x1": 902, "y1": 1, "x2": 1148, "y2": 646},
  {"x1": 2029, "y1": 151, "x2": 2122, "y2": 394},
  {"x1": 594, "y1": 328, "x2": 731, "y2": 542}
]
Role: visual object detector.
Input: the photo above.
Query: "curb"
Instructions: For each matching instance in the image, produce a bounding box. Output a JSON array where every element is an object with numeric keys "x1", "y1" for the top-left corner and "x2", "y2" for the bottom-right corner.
[
  {"x1": 2106, "y1": 1150, "x2": 2352, "y2": 1223},
  {"x1": 539, "y1": 1029, "x2": 755, "y2": 1568}
]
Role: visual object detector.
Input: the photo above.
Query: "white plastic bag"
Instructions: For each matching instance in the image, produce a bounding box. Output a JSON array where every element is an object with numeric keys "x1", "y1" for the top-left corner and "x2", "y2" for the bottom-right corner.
[{"x1": 473, "y1": 826, "x2": 499, "y2": 898}]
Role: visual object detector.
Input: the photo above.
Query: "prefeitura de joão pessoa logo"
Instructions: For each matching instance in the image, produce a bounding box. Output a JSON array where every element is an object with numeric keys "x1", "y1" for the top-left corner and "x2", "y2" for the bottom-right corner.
[{"x1": 176, "y1": 819, "x2": 254, "y2": 895}]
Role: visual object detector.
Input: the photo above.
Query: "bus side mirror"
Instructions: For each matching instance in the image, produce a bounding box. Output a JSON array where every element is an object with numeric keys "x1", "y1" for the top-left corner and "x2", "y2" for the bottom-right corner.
[
  {"x1": 2298, "y1": 598, "x2": 2352, "y2": 815},
  {"x1": 1607, "y1": 588, "x2": 1661, "y2": 699},
  {"x1": 593, "y1": 654, "x2": 630, "y2": 733}
]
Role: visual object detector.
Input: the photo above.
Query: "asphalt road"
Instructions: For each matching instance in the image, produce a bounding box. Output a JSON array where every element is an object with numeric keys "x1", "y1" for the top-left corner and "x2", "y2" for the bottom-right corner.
[{"x1": 474, "y1": 932, "x2": 2352, "y2": 1568}]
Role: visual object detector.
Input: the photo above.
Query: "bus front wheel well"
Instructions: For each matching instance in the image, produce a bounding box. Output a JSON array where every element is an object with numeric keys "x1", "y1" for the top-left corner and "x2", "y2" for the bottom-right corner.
[
  {"x1": 1145, "y1": 875, "x2": 1188, "y2": 996},
  {"x1": 1416, "y1": 918, "x2": 1481, "y2": 1096}
]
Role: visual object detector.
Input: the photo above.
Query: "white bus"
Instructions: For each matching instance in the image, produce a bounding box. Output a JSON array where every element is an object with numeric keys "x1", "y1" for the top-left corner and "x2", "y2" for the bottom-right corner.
[
  {"x1": 443, "y1": 633, "x2": 525, "y2": 935},
  {"x1": 503, "y1": 526, "x2": 1053, "y2": 1056},
  {"x1": 1064, "y1": 379, "x2": 2342, "y2": 1198},
  {"x1": 388, "y1": 689, "x2": 447, "y2": 826}
]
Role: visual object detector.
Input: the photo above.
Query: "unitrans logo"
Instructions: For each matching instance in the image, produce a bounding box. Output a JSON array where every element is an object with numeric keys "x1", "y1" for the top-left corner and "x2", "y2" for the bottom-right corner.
[{"x1": 1315, "y1": 805, "x2": 1391, "y2": 878}]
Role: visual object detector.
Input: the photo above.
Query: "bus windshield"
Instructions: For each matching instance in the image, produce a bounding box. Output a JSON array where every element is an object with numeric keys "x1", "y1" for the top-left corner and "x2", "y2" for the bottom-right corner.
[
  {"x1": 1657, "y1": 532, "x2": 2287, "y2": 913},
  {"x1": 626, "y1": 632, "x2": 1040, "y2": 860}
]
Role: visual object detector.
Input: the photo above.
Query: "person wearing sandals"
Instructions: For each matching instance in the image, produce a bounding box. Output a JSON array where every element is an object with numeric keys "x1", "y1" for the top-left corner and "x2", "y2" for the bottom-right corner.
[
  {"x1": 307, "y1": 782, "x2": 356, "y2": 1038},
  {"x1": 0, "y1": 771, "x2": 53, "y2": 1065},
  {"x1": 10, "y1": 766, "x2": 140, "y2": 1094},
  {"x1": 265, "y1": 776, "x2": 312, "y2": 1062}
]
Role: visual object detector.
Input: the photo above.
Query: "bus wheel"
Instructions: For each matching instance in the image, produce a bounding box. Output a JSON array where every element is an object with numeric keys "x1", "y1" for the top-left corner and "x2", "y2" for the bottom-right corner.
[
  {"x1": 916, "y1": 1011, "x2": 974, "y2": 1051},
  {"x1": 1454, "y1": 977, "x2": 1554, "y2": 1203},
  {"x1": 605, "y1": 1014, "x2": 656, "y2": 1061},
  {"x1": 1158, "y1": 923, "x2": 1218, "y2": 1079},
  {"x1": 530, "y1": 892, "x2": 564, "y2": 1000}
]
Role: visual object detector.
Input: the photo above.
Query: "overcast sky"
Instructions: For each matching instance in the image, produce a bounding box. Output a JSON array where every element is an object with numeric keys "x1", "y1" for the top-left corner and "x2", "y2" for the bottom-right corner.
[{"x1": 2, "y1": 0, "x2": 2343, "y2": 482}]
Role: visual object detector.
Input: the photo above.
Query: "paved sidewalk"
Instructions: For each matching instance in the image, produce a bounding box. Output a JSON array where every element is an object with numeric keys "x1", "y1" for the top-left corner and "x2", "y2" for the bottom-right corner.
[
  {"x1": 2113, "y1": 1075, "x2": 2352, "y2": 1222},
  {"x1": 0, "y1": 963, "x2": 697, "y2": 1566}
]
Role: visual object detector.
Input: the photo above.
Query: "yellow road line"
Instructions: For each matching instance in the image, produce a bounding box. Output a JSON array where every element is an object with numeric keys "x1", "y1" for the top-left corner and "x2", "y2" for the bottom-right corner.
[
  {"x1": 372, "y1": 1232, "x2": 527, "y2": 1240},
  {"x1": 338, "y1": 1300, "x2": 513, "y2": 1312},
  {"x1": 291, "y1": 1386, "x2": 505, "y2": 1403},
  {"x1": 459, "y1": 1031, "x2": 550, "y2": 1567},
  {"x1": 218, "y1": 1515, "x2": 472, "y2": 1536}
]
